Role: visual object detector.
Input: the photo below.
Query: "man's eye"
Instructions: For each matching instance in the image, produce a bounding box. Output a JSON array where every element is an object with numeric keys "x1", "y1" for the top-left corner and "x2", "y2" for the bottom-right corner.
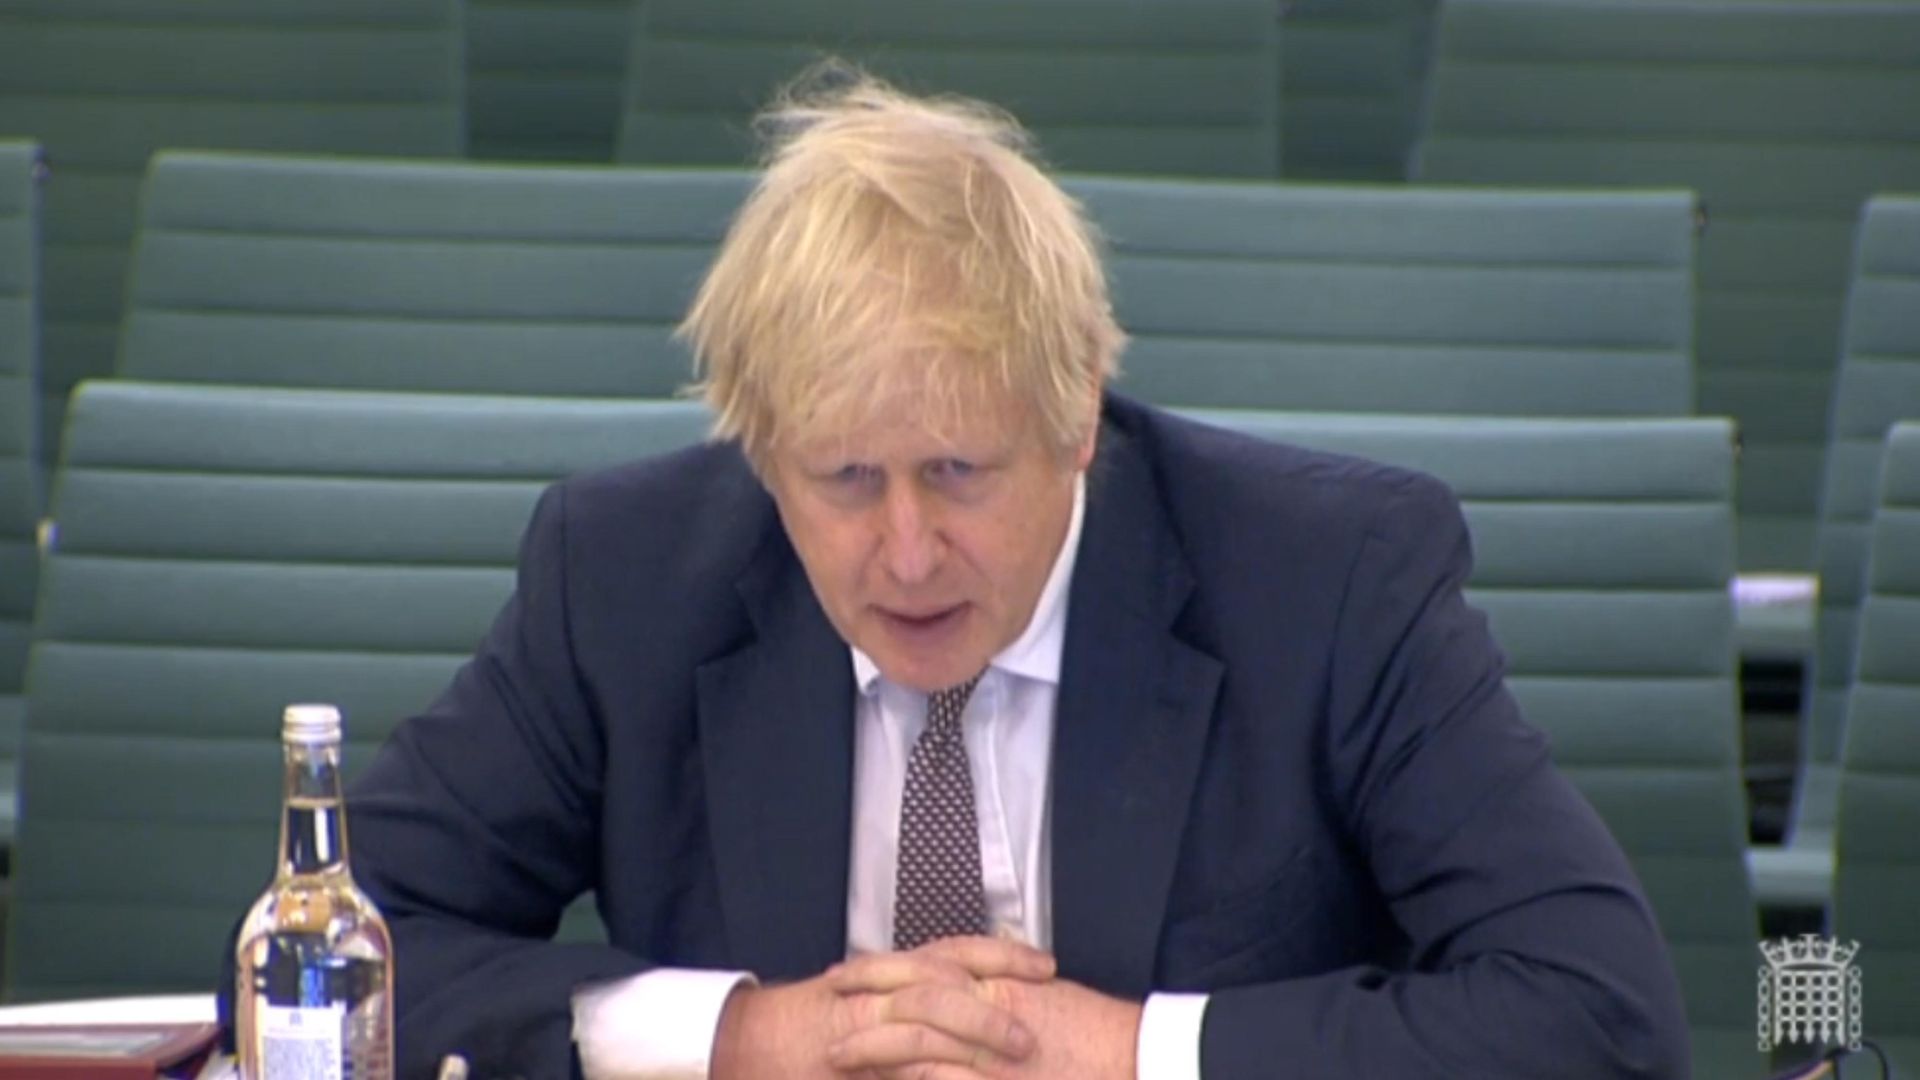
[
  {"x1": 827, "y1": 464, "x2": 878, "y2": 486},
  {"x1": 929, "y1": 459, "x2": 977, "y2": 481}
]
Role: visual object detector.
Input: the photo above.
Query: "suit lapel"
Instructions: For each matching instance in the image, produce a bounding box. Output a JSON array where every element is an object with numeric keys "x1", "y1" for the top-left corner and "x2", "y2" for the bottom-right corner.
[
  {"x1": 695, "y1": 527, "x2": 855, "y2": 981},
  {"x1": 1051, "y1": 419, "x2": 1224, "y2": 998}
]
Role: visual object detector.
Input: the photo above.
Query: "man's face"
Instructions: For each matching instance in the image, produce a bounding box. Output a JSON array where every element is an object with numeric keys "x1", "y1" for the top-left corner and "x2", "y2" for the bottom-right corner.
[{"x1": 765, "y1": 383, "x2": 1095, "y2": 693}]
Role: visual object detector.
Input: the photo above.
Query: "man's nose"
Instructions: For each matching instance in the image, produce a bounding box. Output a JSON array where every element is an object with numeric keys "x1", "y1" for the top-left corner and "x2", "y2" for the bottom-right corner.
[{"x1": 879, "y1": 484, "x2": 943, "y2": 585}]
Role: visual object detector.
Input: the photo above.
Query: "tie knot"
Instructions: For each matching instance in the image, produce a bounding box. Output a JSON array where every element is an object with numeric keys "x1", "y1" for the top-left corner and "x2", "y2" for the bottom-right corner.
[{"x1": 927, "y1": 674, "x2": 983, "y2": 733}]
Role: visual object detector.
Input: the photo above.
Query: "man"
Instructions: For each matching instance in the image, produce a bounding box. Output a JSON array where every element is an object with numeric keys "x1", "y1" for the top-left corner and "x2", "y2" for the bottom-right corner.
[{"x1": 318, "y1": 77, "x2": 1689, "y2": 1077}]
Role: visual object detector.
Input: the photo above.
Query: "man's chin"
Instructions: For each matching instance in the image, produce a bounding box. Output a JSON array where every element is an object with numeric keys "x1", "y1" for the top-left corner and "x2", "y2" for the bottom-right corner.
[{"x1": 865, "y1": 646, "x2": 990, "y2": 695}]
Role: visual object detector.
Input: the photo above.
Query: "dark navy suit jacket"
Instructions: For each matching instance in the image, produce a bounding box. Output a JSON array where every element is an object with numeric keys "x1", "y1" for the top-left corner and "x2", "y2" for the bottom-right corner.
[{"x1": 334, "y1": 394, "x2": 1689, "y2": 1078}]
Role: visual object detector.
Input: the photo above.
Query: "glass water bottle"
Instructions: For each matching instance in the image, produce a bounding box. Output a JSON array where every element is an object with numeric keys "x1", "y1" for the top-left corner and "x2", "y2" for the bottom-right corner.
[{"x1": 235, "y1": 705, "x2": 395, "y2": 1079}]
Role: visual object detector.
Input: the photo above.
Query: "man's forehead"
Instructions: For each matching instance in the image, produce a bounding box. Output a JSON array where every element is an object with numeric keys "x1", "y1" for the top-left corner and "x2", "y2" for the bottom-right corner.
[{"x1": 781, "y1": 400, "x2": 1026, "y2": 461}]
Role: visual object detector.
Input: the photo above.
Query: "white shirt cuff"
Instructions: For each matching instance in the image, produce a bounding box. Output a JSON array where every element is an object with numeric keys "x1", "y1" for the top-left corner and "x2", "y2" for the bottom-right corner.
[
  {"x1": 571, "y1": 967, "x2": 755, "y2": 1079},
  {"x1": 1136, "y1": 991, "x2": 1209, "y2": 1080}
]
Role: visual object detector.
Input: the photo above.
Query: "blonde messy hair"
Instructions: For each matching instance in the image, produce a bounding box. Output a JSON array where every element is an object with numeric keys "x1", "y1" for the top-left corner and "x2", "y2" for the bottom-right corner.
[{"x1": 678, "y1": 68, "x2": 1126, "y2": 468}]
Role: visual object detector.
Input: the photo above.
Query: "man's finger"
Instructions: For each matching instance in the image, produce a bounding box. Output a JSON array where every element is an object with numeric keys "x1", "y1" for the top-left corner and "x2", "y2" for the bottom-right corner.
[
  {"x1": 831, "y1": 937, "x2": 1055, "y2": 992},
  {"x1": 829, "y1": 951, "x2": 975, "y2": 995},
  {"x1": 918, "y1": 935, "x2": 1055, "y2": 981},
  {"x1": 828, "y1": 1021, "x2": 1017, "y2": 1076},
  {"x1": 878, "y1": 981, "x2": 1037, "y2": 1061}
]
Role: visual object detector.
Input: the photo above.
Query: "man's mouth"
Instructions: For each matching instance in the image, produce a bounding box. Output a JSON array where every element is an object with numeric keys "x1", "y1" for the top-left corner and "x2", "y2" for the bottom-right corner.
[{"x1": 877, "y1": 604, "x2": 967, "y2": 633}]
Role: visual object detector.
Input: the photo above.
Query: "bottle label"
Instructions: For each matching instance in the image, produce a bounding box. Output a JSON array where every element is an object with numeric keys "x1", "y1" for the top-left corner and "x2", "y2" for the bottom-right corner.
[{"x1": 261, "y1": 1003, "x2": 345, "y2": 1080}]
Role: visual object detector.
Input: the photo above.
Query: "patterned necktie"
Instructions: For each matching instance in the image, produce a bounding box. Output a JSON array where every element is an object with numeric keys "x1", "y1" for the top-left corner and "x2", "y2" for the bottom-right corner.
[{"x1": 893, "y1": 674, "x2": 988, "y2": 950}]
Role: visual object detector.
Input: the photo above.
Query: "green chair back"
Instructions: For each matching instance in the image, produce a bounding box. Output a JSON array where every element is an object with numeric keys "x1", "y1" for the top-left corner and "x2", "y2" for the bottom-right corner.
[
  {"x1": 122, "y1": 158, "x2": 1700, "y2": 421},
  {"x1": 467, "y1": 0, "x2": 630, "y2": 161},
  {"x1": 5, "y1": 382, "x2": 709, "y2": 1000},
  {"x1": 0, "y1": 0, "x2": 465, "y2": 460},
  {"x1": 1078, "y1": 179, "x2": 1695, "y2": 416},
  {"x1": 119, "y1": 154, "x2": 750, "y2": 394},
  {"x1": 0, "y1": 141, "x2": 42, "y2": 845},
  {"x1": 615, "y1": 0, "x2": 1282, "y2": 179},
  {"x1": 1831, "y1": 422, "x2": 1920, "y2": 1073},
  {"x1": 1750, "y1": 198, "x2": 1920, "y2": 915},
  {"x1": 120, "y1": 155, "x2": 1702, "y2": 420},
  {"x1": 1187, "y1": 411, "x2": 1753, "y2": 1077},
  {"x1": 1281, "y1": 0, "x2": 1438, "y2": 180},
  {"x1": 1418, "y1": 0, "x2": 1920, "y2": 571},
  {"x1": 1812, "y1": 197, "x2": 1920, "y2": 772}
]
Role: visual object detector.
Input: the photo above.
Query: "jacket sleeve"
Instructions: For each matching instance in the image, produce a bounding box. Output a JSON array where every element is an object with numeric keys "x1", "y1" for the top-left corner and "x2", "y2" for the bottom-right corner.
[
  {"x1": 222, "y1": 481, "x2": 651, "y2": 1079},
  {"x1": 1198, "y1": 474, "x2": 1692, "y2": 1079}
]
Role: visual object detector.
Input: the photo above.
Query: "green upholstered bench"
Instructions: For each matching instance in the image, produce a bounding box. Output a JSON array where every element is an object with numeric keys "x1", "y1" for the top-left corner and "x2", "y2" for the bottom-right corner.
[
  {"x1": 1280, "y1": 0, "x2": 1438, "y2": 180},
  {"x1": 1419, "y1": 0, "x2": 1920, "y2": 573},
  {"x1": 1831, "y1": 422, "x2": 1920, "y2": 1074},
  {"x1": 1186, "y1": 411, "x2": 1754, "y2": 1077},
  {"x1": 1075, "y1": 178, "x2": 1696, "y2": 416},
  {"x1": 5, "y1": 383, "x2": 710, "y2": 1001},
  {"x1": 0, "y1": 0, "x2": 465, "y2": 461},
  {"x1": 118, "y1": 154, "x2": 751, "y2": 395},
  {"x1": 0, "y1": 141, "x2": 44, "y2": 848},
  {"x1": 616, "y1": 0, "x2": 1282, "y2": 179},
  {"x1": 1810, "y1": 196, "x2": 1920, "y2": 812},
  {"x1": 122, "y1": 155, "x2": 1697, "y2": 426},
  {"x1": 9, "y1": 386, "x2": 1756, "y2": 1077},
  {"x1": 466, "y1": 0, "x2": 631, "y2": 161}
]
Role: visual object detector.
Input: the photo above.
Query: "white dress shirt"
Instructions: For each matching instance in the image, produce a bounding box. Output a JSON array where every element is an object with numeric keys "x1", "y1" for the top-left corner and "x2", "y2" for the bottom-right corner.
[{"x1": 573, "y1": 477, "x2": 1207, "y2": 1078}]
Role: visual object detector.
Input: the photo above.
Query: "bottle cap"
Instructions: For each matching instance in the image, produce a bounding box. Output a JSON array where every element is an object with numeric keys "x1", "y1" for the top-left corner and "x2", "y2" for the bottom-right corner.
[{"x1": 282, "y1": 704, "x2": 343, "y2": 744}]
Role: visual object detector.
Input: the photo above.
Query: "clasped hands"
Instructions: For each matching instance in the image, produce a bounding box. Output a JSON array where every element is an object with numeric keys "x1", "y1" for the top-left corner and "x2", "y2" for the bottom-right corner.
[{"x1": 711, "y1": 936, "x2": 1142, "y2": 1080}]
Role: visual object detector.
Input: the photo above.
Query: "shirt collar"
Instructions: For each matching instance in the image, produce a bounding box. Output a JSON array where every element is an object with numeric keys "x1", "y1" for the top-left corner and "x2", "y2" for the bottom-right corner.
[{"x1": 852, "y1": 473, "x2": 1086, "y2": 694}]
